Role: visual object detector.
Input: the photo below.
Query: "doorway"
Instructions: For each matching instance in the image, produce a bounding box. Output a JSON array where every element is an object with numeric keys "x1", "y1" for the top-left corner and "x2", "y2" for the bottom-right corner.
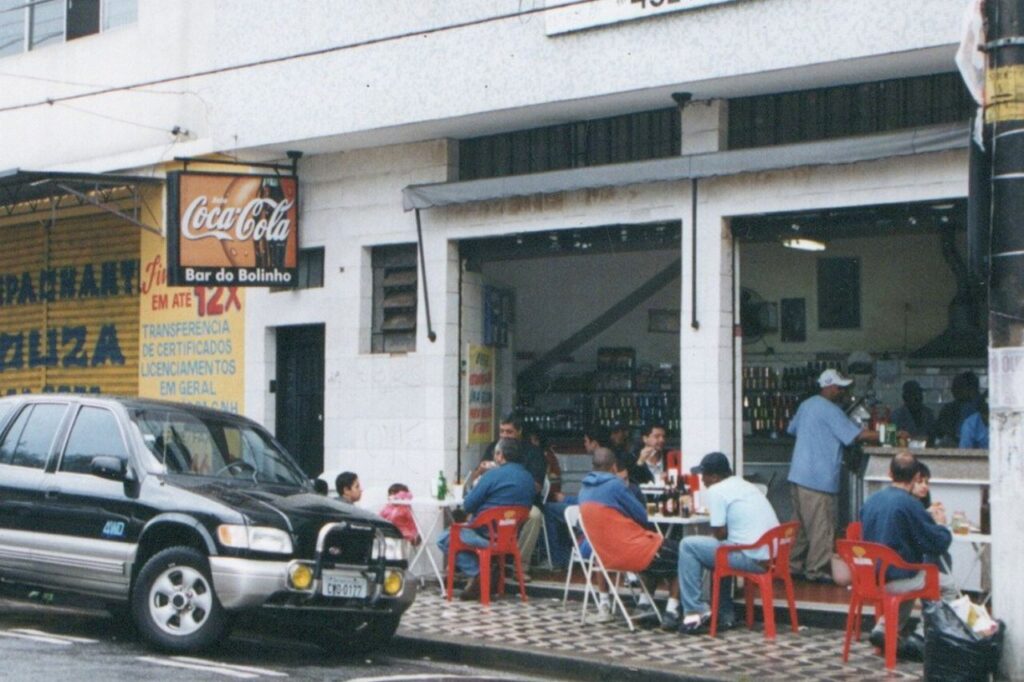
[{"x1": 275, "y1": 324, "x2": 325, "y2": 477}]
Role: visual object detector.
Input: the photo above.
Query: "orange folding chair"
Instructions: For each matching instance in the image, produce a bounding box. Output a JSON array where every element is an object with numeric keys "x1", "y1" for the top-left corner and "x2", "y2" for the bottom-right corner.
[
  {"x1": 836, "y1": 540, "x2": 940, "y2": 670},
  {"x1": 445, "y1": 505, "x2": 530, "y2": 606},
  {"x1": 710, "y1": 521, "x2": 800, "y2": 639}
]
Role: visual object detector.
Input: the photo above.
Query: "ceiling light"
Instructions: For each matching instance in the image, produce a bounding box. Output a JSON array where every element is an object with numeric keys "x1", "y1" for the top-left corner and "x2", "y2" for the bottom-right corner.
[{"x1": 782, "y1": 237, "x2": 827, "y2": 252}]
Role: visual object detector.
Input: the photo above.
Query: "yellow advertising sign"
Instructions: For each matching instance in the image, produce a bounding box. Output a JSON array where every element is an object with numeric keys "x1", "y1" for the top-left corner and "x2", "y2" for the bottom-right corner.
[
  {"x1": 466, "y1": 344, "x2": 495, "y2": 445},
  {"x1": 985, "y1": 65, "x2": 1024, "y2": 123},
  {"x1": 0, "y1": 215, "x2": 140, "y2": 396},
  {"x1": 138, "y1": 229, "x2": 246, "y2": 414}
]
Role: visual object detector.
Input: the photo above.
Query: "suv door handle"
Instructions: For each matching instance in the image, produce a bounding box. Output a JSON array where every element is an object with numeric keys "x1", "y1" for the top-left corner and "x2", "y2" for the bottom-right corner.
[{"x1": 44, "y1": 487, "x2": 61, "y2": 499}]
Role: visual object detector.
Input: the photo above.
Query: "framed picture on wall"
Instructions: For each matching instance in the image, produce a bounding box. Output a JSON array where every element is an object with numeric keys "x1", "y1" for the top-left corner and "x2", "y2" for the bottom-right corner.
[
  {"x1": 648, "y1": 308, "x2": 681, "y2": 334},
  {"x1": 817, "y1": 257, "x2": 861, "y2": 329},
  {"x1": 780, "y1": 298, "x2": 806, "y2": 342}
]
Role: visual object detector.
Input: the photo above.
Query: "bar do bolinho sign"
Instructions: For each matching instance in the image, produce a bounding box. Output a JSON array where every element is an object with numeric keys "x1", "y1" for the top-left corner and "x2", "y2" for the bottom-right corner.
[{"x1": 166, "y1": 172, "x2": 300, "y2": 288}]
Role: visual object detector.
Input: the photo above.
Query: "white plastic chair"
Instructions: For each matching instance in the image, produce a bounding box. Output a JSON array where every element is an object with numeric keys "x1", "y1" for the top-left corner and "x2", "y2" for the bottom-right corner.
[
  {"x1": 536, "y1": 477, "x2": 554, "y2": 570},
  {"x1": 562, "y1": 505, "x2": 593, "y2": 612},
  {"x1": 576, "y1": 508, "x2": 663, "y2": 631}
]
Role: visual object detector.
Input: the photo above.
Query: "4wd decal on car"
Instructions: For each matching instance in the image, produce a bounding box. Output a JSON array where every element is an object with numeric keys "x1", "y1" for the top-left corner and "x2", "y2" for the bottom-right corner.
[{"x1": 101, "y1": 520, "x2": 126, "y2": 538}]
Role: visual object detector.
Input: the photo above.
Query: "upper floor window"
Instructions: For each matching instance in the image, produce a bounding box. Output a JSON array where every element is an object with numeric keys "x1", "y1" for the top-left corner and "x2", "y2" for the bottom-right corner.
[
  {"x1": 727, "y1": 73, "x2": 974, "y2": 150},
  {"x1": 0, "y1": 0, "x2": 137, "y2": 58},
  {"x1": 458, "y1": 108, "x2": 680, "y2": 181}
]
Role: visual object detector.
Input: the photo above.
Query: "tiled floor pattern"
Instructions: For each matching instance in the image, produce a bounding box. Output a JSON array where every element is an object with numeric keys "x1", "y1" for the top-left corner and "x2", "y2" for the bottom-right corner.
[{"x1": 399, "y1": 591, "x2": 922, "y2": 681}]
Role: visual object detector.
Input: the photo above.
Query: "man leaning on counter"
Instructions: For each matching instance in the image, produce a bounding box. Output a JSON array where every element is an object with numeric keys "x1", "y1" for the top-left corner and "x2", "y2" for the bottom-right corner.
[{"x1": 786, "y1": 369, "x2": 878, "y2": 584}]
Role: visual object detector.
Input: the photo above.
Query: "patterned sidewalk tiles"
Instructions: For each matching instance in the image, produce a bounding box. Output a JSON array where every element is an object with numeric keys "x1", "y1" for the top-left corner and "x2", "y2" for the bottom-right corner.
[{"x1": 398, "y1": 592, "x2": 923, "y2": 681}]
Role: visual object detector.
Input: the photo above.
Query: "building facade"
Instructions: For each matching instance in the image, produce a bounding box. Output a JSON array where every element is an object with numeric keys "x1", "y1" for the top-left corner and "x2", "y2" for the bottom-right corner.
[{"x1": 0, "y1": 0, "x2": 973, "y2": 484}]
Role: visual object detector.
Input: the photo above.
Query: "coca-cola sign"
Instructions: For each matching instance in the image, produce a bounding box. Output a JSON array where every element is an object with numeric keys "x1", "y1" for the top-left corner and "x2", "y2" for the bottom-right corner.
[{"x1": 166, "y1": 171, "x2": 299, "y2": 287}]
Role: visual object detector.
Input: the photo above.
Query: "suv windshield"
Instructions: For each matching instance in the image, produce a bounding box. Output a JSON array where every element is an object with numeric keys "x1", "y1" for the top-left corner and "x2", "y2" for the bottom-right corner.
[{"x1": 129, "y1": 407, "x2": 308, "y2": 486}]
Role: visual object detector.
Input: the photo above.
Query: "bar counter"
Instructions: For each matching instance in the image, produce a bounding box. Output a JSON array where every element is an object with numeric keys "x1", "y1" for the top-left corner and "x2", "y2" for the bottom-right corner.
[{"x1": 862, "y1": 445, "x2": 989, "y2": 592}]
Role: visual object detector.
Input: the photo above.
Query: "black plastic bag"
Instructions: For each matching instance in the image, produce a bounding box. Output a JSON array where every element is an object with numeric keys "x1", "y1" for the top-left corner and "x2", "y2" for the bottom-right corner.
[{"x1": 923, "y1": 600, "x2": 1004, "y2": 681}]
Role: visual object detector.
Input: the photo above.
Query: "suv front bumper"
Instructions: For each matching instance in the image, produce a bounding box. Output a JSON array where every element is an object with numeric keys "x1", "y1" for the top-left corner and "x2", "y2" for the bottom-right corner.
[{"x1": 209, "y1": 556, "x2": 415, "y2": 613}]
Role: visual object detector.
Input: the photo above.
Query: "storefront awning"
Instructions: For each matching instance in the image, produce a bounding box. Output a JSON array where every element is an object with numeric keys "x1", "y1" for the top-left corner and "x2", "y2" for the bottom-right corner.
[
  {"x1": 0, "y1": 168, "x2": 162, "y2": 229},
  {"x1": 402, "y1": 123, "x2": 968, "y2": 211}
]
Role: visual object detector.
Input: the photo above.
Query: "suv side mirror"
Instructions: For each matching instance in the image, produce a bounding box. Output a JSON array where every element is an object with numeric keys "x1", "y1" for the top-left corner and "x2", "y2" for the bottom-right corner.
[
  {"x1": 312, "y1": 479, "x2": 329, "y2": 495},
  {"x1": 90, "y1": 456, "x2": 127, "y2": 481}
]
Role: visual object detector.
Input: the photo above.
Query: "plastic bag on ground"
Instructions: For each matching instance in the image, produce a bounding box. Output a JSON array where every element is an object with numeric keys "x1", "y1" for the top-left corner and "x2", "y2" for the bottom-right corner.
[{"x1": 923, "y1": 600, "x2": 1004, "y2": 682}]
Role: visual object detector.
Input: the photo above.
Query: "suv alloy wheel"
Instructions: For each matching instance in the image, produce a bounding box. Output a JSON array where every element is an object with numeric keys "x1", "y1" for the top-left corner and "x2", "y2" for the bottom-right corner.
[{"x1": 132, "y1": 546, "x2": 228, "y2": 652}]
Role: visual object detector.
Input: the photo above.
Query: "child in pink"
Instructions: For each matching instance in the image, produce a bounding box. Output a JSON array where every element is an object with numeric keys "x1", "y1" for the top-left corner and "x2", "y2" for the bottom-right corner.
[{"x1": 379, "y1": 483, "x2": 420, "y2": 544}]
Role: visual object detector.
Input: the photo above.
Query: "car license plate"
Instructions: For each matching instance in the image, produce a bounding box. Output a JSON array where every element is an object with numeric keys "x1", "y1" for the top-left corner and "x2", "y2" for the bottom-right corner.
[{"x1": 322, "y1": 572, "x2": 368, "y2": 598}]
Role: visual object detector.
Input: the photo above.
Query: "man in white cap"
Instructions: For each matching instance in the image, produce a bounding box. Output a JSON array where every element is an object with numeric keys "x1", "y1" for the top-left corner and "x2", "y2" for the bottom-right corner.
[{"x1": 786, "y1": 368, "x2": 877, "y2": 583}]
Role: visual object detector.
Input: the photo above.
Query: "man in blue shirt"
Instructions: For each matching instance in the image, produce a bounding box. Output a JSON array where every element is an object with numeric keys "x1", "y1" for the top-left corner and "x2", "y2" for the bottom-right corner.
[
  {"x1": 787, "y1": 369, "x2": 877, "y2": 583},
  {"x1": 861, "y1": 451, "x2": 957, "y2": 653},
  {"x1": 437, "y1": 438, "x2": 535, "y2": 599}
]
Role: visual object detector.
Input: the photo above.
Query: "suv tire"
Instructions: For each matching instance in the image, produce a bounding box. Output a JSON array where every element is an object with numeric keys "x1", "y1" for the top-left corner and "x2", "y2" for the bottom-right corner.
[{"x1": 132, "y1": 546, "x2": 228, "y2": 652}]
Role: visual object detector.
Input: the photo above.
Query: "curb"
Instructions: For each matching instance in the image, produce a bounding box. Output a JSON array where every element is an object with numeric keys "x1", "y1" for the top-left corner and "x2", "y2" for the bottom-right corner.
[{"x1": 393, "y1": 630, "x2": 733, "y2": 682}]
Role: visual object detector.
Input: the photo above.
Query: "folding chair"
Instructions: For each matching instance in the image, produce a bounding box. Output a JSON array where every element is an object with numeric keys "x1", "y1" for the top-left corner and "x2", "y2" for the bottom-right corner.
[
  {"x1": 561, "y1": 505, "x2": 594, "y2": 613},
  {"x1": 536, "y1": 477, "x2": 555, "y2": 570},
  {"x1": 577, "y1": 510, "x2": 662, "y2": 631}
]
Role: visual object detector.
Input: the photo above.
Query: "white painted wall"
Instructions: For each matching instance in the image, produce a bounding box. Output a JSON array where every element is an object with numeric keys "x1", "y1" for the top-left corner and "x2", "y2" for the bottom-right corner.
[
  {"x1": 243, "y1": 139, "x2": 454, "y2": 503},
  {"x1": 0, "y1": 0, "x2": 964, "y2": 172}
]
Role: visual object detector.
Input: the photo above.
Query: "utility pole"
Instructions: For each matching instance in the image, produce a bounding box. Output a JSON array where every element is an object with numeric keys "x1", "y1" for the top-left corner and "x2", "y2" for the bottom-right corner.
[{"x1": 984, "y1": 0, "x2": 1024, "y2": 678}]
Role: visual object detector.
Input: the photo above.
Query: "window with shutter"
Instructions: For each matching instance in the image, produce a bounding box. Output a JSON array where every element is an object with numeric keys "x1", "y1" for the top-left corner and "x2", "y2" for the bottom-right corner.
[{"x1": 371, "y1": 244, "x2": 418, "y2": 353}]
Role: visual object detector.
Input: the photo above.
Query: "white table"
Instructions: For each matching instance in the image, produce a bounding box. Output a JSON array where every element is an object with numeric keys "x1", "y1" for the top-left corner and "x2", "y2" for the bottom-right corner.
[
  {"x1": 947, "y1": 531, "x2": 992, "y2": 605},
  {"x1": 390, "y1": 497, "x2": 461, "y2": 597},
  {"x1": 648, "y1": 514, "x2": 710, "y2": 538}
]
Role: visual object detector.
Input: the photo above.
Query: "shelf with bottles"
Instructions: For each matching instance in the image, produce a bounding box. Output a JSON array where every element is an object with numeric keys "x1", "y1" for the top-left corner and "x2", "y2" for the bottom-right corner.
[
  {"x1": 518, "y1": 389, "x2": 681, "y2": 439},
  {"x1": 742, "y1": 359, "x2": 845, "y2": 437}
]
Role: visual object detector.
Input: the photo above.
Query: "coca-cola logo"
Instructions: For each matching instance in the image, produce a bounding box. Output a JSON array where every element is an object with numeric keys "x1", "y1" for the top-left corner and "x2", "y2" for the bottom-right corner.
[{"x1": 181, "y1": 195, "x2": 293, "y2": 243}]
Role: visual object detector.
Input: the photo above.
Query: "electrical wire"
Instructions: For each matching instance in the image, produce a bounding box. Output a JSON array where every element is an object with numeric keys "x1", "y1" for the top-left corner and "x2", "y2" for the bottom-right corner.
[
  {"x1": 53, "y1": 101, "x2": 179, "y2": 133},
  {"x1": 0, "y1": 0, "x2": 598, "y2": 116}
]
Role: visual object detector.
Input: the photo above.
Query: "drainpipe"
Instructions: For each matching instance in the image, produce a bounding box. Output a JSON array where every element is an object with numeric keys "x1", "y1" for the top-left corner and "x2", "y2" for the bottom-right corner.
[{"x1": 983, "y1": 1, "x2": 1024, "y2": 677}]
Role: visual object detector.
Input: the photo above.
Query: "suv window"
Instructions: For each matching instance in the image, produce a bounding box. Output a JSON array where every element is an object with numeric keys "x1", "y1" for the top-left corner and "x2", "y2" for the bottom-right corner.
[
  {"x1": 0, "y1": 403, "x2": 68, "y2": 469},
  {"x1": 60, "y1": 407, "x2": 128, "y2": 474},
  {"x1": 130, "y1": 408, "x2": 307, "y2": 486}
]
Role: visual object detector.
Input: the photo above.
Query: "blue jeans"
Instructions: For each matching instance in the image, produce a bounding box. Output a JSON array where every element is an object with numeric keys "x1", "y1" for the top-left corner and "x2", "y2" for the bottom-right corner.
[
  {"x1": 542, "y1": 497, "x2": 577, "y2": 567},
  {"x1": 678, "y1": 535, "x2": 766, "y2": 620},
  {"x1": 437, "y1": 527, "x2": 489, "y2": 576}
]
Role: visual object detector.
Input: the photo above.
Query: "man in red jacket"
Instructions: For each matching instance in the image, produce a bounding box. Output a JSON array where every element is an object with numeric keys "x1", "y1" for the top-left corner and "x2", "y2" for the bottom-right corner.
[{"x1": 579, "y1": 447, "x2": 681, "y2": 628}]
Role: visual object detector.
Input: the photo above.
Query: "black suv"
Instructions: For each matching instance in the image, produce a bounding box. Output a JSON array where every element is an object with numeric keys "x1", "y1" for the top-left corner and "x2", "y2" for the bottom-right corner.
[{"x1": 0, "y1": 395, "x2": 415, "y2": 653}]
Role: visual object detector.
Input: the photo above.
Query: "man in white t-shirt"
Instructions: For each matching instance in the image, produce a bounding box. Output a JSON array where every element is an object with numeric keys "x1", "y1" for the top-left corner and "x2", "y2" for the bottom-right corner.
[{"x1": 675, "y1": 452, "x2": 779, "y2": 635}]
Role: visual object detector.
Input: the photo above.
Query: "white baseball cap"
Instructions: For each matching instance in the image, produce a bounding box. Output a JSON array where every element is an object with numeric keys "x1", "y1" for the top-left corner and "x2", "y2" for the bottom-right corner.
[{"x1": 818, "y1": 368, "x2": 853, "y2": 388}]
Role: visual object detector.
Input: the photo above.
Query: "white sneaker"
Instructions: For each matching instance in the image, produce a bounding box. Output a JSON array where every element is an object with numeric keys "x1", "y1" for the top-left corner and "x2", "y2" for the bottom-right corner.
[{"x1": 594, "y1": 601, "x2": 613, "y2": 623}]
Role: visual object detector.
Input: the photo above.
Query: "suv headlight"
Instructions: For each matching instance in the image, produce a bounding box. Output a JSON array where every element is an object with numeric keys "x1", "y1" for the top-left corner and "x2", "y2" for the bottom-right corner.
[
  {"x1": 372, "y1": 536, "x2": 410, "y2": 562},
  {"x1": 217, "y1": 524, "x2": 293, "y2": 554}
]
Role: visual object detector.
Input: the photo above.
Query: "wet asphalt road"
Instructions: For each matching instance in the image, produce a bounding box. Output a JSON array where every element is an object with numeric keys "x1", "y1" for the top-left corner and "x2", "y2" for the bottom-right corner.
[{"x1": 0, "y1": 593, "x2": 554, "y2": 682}]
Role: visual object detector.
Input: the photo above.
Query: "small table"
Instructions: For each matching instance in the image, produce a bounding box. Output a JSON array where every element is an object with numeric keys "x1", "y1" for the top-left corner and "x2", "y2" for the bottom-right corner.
[
  {"x1": 390, "y1": 497, "x2": 461, "y2": 597},
  {"x1": 947, "y1": 531, "x2": 992, "y2": 605},
  {"x1": 648, "y1": 514, "x2": 711, "y2": 538}
]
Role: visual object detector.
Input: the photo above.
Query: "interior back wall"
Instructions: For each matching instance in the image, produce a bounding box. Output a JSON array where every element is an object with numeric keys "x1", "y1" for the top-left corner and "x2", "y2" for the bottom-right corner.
[
  {"x1": 740, "y1": 232, "x2": 959, "y2": 354},
  {"x1": 481, "y1": 249, "x2": 681, "y2": 372}
]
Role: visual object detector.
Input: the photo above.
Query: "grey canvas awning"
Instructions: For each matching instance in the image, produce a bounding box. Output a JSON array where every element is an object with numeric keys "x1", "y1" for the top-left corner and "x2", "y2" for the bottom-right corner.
[{"x1": 402, "y1": 123, "x2": 968, "y2": 211}]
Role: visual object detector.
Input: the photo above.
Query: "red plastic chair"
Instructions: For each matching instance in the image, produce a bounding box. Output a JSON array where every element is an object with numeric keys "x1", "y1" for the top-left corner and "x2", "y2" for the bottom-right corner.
[
  {"x1": 710, "y1": 521, "x2": 800, "y2": 639},
  {"x1": 836, "y1": 540, "x2": 940, "y2": 670},
  {"x1": 845, "y1": 521, "x2": 862, "y2": 540},
  {"x1": 445, "y1": 505, "x2": 530, "y2": 606}
]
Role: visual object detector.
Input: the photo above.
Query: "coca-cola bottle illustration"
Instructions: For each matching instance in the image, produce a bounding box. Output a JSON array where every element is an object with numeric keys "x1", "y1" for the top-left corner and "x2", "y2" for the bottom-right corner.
[{"x1": 257, "y1": 177, "x2": 287, "y2": 270}]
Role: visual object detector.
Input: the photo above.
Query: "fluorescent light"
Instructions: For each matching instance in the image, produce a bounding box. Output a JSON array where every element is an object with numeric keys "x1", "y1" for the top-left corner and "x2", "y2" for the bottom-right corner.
[{"x1": 781, "y1": 237, "x2": 826, "y2": 251}]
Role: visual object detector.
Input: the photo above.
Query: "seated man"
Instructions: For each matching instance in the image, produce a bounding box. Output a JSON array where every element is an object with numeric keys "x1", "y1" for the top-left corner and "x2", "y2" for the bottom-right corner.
[
  {"x1": 335, "y1": 471, "x2": 362, "y2": 504},
  {"x1": 862, "y1": 451, "x2": 958, "y2": 656},
  {"x1": 579, "y1": 447, "x2": 682, "y2": 626},
  {"x1": 677, "y1": 452, "x2": 779, "y2": 634},
  {"x1": 437, "y1": 438, "x2": 535, "y2": 599}
]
